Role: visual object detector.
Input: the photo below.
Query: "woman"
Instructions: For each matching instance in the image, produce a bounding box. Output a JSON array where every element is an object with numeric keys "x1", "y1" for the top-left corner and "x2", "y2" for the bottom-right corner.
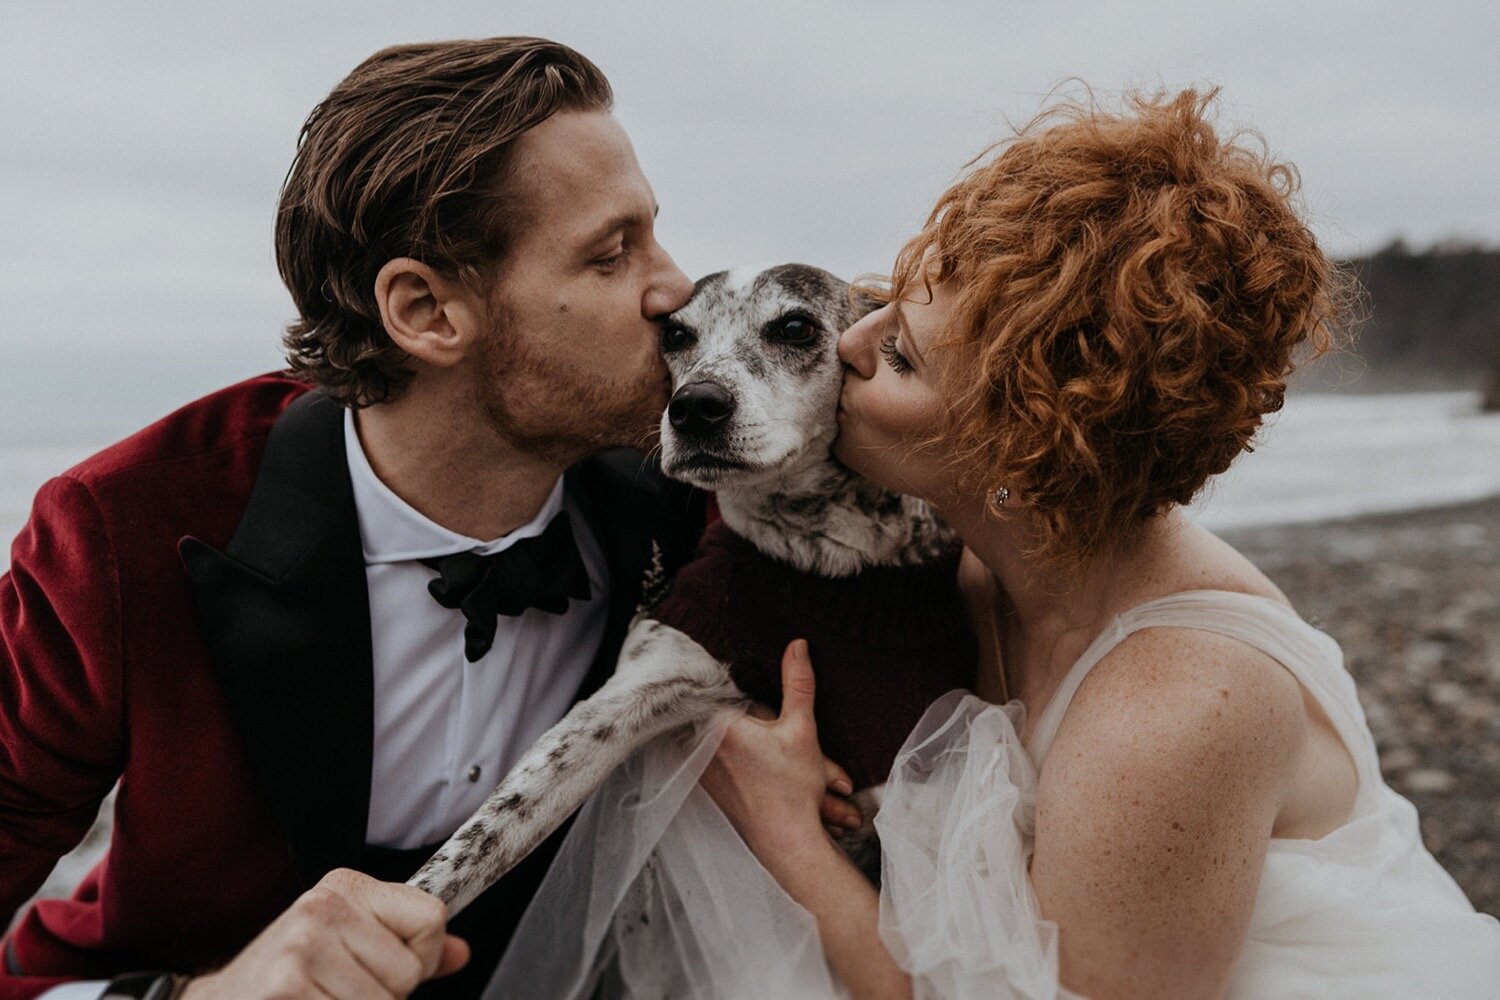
[{"x1": 490, "y1": 89, "x2": 1500, "y2": 998}]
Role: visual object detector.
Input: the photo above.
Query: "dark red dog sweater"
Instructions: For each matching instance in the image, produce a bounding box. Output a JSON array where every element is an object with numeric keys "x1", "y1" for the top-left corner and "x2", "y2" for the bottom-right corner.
[{"x1": 650, "y1": 519, "x2": 978, "y2": 790}]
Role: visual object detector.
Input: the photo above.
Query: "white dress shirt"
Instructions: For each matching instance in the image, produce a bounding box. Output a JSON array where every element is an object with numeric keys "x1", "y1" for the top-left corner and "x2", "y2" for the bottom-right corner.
[
  {"x1": 346, "y1": 410, "x2": 610, "y2": 847},
  {"x1": 40, "y1": 413, "x2": 611, "y2": 1000}
]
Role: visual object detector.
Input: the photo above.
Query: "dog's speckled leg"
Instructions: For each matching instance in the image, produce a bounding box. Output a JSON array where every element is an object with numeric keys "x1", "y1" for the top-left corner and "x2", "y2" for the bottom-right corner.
[{"x1": 408, "y1": 616, "x2": 742, "y2": 916}]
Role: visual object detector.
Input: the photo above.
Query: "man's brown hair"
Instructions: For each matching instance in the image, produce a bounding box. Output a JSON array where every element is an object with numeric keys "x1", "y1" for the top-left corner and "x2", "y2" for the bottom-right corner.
[{"x1": 275, "y1": 37, "x2": 613, "y2": 406}]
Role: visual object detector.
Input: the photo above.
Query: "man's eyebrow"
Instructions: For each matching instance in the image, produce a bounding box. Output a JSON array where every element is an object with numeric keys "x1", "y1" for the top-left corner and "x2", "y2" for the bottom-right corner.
[{"x1": 581, "y1": 203, "x2": 660, "y2": 246}]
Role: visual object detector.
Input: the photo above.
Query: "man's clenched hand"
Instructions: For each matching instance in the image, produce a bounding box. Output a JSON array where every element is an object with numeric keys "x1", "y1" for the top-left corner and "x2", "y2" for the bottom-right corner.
[{"x1": 179, "y1": 868, "x2": 469, "y2": 999}]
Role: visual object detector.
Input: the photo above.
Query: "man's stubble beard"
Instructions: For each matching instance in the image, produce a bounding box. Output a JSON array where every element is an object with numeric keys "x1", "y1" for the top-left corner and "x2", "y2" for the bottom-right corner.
[{"x1": 474, "y1": 312, "x2": 668, "y2": 466}]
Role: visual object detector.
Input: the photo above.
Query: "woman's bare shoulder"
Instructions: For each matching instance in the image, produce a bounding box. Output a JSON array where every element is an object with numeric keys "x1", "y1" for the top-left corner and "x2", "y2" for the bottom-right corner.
[
  {"x1": 1039, "y1": 624, "x2": 1306, "y2": 807},
  {"x1": 1029, "y1": 627, "x2": 1308, "y2": 1000}
]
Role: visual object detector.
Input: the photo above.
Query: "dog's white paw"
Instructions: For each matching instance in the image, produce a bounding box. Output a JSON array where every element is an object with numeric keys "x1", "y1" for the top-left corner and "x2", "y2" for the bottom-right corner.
[{"x1": 619, "y1": 616, "x2": 731, "y2": 688}]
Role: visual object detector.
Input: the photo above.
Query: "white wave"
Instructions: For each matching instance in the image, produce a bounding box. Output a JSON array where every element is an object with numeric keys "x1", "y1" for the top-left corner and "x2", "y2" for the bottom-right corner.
[{"x1": 1189, "y1": 391, "x2": 1500, "y2": 531}]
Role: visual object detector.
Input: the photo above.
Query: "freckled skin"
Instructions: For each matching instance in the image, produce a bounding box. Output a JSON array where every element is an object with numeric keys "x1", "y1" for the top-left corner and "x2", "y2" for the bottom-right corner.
[{"x1": 1030, "y1": 627, "x2": 1317, "y2": 998}]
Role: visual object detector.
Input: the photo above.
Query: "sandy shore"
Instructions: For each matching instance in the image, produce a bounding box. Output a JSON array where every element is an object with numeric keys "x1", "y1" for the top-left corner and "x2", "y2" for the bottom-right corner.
[
  {"x1": 17, "y1": 496, "x2": 1500, "y2": 927},
  {"x1": 1222, "y1": 495, "x2": 1500, "y2": 916}
]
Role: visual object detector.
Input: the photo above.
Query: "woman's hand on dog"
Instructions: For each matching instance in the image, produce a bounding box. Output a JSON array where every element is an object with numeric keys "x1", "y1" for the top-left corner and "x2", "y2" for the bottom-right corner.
[{"x1": 700, "y1": 639, "x2": 863, "y2": 856}]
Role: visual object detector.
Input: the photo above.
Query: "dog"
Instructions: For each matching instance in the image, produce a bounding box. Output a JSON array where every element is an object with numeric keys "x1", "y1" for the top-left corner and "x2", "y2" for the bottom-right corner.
[{"x1": 410, "y1": 264, "x2": 975, "y2": 915}]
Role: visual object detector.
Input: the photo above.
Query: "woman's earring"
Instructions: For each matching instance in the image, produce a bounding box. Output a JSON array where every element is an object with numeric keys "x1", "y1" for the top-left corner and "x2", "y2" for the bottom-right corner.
[{"x1": 990, "y1": 486, "x2": 1010, "y2": 510}]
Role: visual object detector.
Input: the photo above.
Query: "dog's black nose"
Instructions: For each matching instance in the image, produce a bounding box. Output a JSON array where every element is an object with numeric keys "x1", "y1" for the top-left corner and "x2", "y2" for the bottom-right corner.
[{"x1": 668, "y1": 382, "x2": 736, "y2": 435}]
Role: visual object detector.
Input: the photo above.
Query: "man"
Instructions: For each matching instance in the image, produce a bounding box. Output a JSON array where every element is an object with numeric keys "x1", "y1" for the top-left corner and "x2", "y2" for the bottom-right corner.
[{"x1": 0, "y1": 37, "x2": 701, "y2": 999}]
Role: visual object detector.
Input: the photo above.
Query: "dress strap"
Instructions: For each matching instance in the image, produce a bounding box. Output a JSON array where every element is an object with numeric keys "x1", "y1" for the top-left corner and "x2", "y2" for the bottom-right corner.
[
  {"x1": 1024, "y1": 591, "x2": 1381, "y2": 793},
  {"x1": 1022, "y1": 616, "x2": 1131, "y2": 766}
]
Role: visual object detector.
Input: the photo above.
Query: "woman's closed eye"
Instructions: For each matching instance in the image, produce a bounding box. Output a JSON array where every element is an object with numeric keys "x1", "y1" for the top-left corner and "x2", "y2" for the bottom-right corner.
[{"x1": 879, "y1": 334, "x2": 913, "y2": 375}]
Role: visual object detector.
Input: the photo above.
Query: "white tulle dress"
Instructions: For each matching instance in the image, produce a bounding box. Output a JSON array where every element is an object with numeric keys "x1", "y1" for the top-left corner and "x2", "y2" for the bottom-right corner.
[{"x1": 483, "y1": 590, "x2": 1500, "y2": 998}]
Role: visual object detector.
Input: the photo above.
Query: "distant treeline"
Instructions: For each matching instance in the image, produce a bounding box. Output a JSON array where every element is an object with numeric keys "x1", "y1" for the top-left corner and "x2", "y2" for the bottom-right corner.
[{"x1": 1305, "y1": 241, "x2": 1500, "y2": 393}]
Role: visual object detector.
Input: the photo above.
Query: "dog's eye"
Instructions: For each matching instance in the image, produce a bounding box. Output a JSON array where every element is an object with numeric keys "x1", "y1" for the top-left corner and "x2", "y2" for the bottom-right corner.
[
  {"x1": 660, "y1": 324, "x2": 695, "y2": 352},
  {"x1": 769, "y1": 316, "x2": 818, "y2": 346}
]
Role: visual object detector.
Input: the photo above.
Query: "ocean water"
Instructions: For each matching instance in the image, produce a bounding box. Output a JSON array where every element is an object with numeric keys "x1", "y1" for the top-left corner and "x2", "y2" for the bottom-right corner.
[
  {"x1": 3, "y1": 391, "x2": 1499, "y2": 572},
  {"x1": 1186, "y1": 391, "x2": 1500, "y2": 531}
]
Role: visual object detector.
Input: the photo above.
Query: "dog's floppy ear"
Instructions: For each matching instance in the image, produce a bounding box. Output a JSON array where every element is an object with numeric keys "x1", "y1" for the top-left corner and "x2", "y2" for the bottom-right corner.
[{"x1": 844, "y1": 284, "x2": 885, "y2": 328}]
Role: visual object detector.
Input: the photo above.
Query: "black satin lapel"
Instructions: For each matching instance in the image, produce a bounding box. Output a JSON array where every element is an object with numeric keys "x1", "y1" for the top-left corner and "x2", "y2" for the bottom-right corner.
[
  {"x1": 565, "y1": 450, "x2": 706, "y2": 704},
  {"x1": 180, "y1": 389, "x2": 373, "y2": 887},
  {"x1": 565, "y1": 460, "x2": 644, "y2": 704}
]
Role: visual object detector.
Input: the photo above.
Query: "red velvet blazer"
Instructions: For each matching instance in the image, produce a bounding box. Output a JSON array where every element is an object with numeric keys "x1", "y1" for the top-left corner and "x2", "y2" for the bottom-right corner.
[{"x1": 0, "y1": 374, "x2": 703, "y2": 999}]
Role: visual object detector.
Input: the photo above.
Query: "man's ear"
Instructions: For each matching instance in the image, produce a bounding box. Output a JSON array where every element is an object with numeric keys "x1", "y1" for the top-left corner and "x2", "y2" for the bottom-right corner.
[{"x1": 373, "y1": 258, "x2": 485, "y2": 368}]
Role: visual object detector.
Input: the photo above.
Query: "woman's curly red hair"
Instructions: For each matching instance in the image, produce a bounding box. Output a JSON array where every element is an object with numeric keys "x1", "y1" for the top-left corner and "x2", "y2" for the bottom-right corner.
[{"x1": 887, "y1": 87, "x2": 1353, "y2": 571}]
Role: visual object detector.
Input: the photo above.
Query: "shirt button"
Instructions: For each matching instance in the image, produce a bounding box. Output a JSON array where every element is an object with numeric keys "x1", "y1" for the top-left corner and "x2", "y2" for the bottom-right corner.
[{"x1": 467, "y1": 765, "x2": 482, "y2": 783}]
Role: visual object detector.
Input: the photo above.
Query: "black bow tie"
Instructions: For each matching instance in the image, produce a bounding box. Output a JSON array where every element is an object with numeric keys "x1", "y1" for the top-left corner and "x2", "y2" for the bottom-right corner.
[{"x1": 420, "y1": 511, "x2": 592, "y2": 663}]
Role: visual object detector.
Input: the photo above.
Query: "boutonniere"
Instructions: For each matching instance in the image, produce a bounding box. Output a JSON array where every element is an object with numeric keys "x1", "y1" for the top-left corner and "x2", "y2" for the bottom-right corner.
[{"x1": 634, "y1": 538, "x2": 671, "y2": 616}]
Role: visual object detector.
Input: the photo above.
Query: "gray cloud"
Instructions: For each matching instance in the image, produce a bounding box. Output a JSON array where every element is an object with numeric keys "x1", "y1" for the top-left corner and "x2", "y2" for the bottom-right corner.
[{"x1": 2, "y1": 0, "x2": 1496, "y2": 439}]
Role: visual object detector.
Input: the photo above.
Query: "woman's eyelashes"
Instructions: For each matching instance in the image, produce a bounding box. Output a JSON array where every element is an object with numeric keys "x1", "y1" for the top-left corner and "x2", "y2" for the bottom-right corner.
[{"x1": 879, "y1": 333, "x2": 914, "y2": 375}]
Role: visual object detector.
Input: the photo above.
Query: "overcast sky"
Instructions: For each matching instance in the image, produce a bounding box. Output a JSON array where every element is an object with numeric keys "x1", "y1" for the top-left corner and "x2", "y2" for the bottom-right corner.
[{"x1": 2, "y1": 0, "x2": 1496, "y2": 443}]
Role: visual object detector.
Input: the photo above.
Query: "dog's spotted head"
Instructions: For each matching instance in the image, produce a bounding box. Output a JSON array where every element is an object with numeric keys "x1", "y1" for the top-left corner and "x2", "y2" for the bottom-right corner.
[{"x1": 658, "y1": 264, "x2": 869, "y2": 489}]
